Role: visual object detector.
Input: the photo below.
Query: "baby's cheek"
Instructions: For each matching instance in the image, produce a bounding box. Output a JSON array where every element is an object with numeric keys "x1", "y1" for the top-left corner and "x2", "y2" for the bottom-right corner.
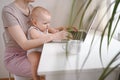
[{"x1": 55, "y1": 30, "x2": 59, "y2": 32}]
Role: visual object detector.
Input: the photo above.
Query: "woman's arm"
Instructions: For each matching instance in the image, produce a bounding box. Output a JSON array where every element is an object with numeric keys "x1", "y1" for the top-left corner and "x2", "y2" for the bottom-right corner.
[
  {"x1": 7, "y1": 25, "x2": 52, "y2": 50},
  {"x1": 7, "y1": 25, "x2": 67, "y2": 50}
]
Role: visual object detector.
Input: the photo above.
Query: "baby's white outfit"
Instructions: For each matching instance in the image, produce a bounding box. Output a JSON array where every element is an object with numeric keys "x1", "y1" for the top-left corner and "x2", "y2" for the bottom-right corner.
[{"x1": 27, "y1": 26, "x2": 44, "y2": 55}]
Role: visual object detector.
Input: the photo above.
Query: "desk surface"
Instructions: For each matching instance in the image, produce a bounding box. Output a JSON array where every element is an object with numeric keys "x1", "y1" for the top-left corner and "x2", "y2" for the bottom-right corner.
[{"x1": 37, "y1": 30, "x2": 120, "y2": 75}]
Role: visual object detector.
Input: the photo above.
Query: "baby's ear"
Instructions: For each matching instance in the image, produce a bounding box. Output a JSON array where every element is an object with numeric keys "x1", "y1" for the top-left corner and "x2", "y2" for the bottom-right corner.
[{"x1": 32, "y1": 19, "x2": 37, "y2": 26}]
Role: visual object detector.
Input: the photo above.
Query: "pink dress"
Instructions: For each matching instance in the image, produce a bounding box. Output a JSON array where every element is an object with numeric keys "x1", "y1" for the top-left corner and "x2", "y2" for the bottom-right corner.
[{"x1": 2, "y1": 2, "x2": 33, "y2": 78}]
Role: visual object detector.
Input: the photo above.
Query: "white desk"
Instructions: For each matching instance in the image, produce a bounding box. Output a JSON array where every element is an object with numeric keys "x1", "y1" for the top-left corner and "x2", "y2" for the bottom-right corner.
[{"x1": 37, "y1": 30, "x2": 120, "y2": 80}]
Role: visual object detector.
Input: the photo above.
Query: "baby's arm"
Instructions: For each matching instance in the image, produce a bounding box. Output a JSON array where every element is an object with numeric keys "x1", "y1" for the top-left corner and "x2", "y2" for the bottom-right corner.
[
  {"x1": 29, "y1": 27, "x2": 68, "y2": 43},
  {"x1": 55, "y1": 26, "x2": 65, "y2": 31},
  {"x1": 48, "y1": 26, "x2": 66, "y2": 33},
  {"x1": 29, "y1": 28, "x2": 41, "y2": 39},
  {"x1": 29, "y1": 28, "x2": 52, "y2": 44},
  {"x1": 48, "y1": 27, "x2": 59, "y2": 33}
]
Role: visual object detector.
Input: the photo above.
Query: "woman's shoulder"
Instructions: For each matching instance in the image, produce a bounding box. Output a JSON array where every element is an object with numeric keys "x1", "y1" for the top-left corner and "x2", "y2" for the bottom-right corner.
[{"x1": 2, "y1": 3, "x2": 16, "y2": 13}]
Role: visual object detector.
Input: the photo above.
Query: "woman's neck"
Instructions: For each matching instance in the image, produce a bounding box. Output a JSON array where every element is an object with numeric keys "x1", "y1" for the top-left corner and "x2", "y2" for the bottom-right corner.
[
  {"x1": 14, "y1": 0, "x2": 30, "y2": 15},
  {"x1": 14, "y1": 0, "x2": 29, "y2": 10}
]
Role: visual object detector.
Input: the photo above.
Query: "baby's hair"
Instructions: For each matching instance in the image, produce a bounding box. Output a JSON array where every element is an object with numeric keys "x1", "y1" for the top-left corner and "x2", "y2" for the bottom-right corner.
[{"x1": 31, "y1": 6, "x2": 50, "y2": 20}]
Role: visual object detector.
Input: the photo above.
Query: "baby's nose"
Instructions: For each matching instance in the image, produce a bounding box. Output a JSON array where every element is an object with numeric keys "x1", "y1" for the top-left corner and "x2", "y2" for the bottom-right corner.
[{"x1": 46, "y1": 25, "x2": 48, "y2": 29}]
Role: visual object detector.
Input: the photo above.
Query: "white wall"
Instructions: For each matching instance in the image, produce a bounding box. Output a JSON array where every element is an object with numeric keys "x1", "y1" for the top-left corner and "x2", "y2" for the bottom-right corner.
[
  {"x1": 32, "y1": 0, "x2": 72, "y2": 27},
  {"x1": 0, "y1": 0, "x2": 72, "y2": 78}
]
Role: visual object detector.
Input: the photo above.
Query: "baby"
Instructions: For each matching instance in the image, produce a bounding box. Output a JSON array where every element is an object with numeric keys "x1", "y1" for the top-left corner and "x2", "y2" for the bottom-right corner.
[{"x1": 27, "y1": 6, "x2": 65, "y2": 80}]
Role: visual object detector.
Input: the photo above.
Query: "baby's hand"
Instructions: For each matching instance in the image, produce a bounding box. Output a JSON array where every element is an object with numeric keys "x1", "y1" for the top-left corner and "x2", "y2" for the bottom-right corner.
[
  {"x1": 53, "y1": 29, "x2": 59, "y2": 33},
  {"x1": 53, "y1": 31, "x2": 68, "y2": 40},
  {"x1": 48, "y1": 27, "x2": 59, "y2": 33},
  {"x1": 55, "y1": 26, "x2": 65, "y2": 31}
]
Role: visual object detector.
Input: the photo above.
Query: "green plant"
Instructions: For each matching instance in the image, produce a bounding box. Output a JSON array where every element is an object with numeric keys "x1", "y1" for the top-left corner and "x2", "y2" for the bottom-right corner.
[
  {"x1": 66, "y1": 0, "x2": 101, "y2": 41},
  {"x1": 99, "y1": 0, "x2": 120, "y2": 79},
  {"x1": 66, "y1": 0, "x2": 120, "y2": 80}
]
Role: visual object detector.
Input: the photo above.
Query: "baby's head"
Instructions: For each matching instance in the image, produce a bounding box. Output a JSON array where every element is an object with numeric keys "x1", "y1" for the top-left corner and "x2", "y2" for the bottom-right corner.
[{"x1": 31, "y1": 6, "x2": 51, "y2": 32}]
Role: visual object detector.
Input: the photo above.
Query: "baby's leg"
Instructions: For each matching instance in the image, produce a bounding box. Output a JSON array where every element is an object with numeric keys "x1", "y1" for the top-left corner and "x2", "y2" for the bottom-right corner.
[{"x1": 27, "y1": 51, "x2": 41, "y2": 80}]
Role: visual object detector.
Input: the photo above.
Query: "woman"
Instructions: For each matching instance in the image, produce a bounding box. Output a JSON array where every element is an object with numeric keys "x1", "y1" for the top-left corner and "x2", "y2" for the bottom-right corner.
[{"x1": 2, "y1": 0, "x2": 67, "y2": 78}]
